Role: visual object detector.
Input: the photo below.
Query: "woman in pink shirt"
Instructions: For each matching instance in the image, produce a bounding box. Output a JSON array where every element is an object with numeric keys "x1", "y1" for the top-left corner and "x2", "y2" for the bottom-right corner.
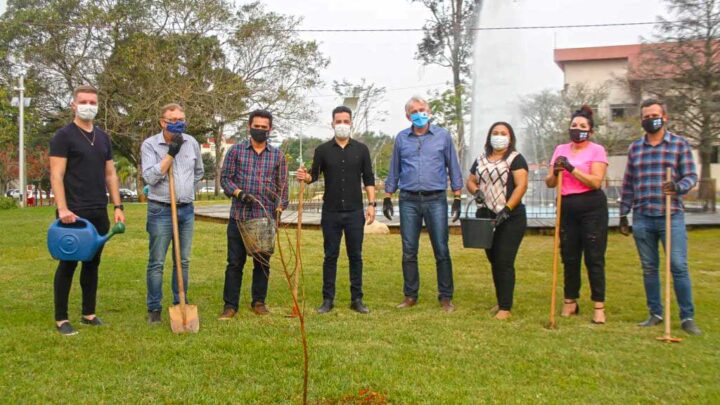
[{"x1": 545, "y1": 105, "x2": 608, "y2": 324}]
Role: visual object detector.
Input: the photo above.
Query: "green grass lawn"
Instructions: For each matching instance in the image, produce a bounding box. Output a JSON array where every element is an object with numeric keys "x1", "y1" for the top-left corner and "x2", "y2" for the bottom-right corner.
[{"x1": 0, "y1": 204, "x2": 718, "y2": 404}]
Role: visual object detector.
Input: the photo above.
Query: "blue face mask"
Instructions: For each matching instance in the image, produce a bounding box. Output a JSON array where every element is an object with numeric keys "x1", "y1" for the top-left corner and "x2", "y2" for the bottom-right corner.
[
  {"x1": 166, "y1": 121, "x2": 186, "y2": 134},
  {"x1": 410, "y1": 111, "x2": 430, "y2": 128}
]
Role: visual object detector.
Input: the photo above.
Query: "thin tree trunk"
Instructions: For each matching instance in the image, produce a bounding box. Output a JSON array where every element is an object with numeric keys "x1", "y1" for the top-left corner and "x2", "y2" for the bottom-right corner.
[
  {"x1": 214, "y1": 124, "x2": 224, "y2": 197},
  {"x1": 136, "y1": 163, "x2": 145, "y2": 203}
]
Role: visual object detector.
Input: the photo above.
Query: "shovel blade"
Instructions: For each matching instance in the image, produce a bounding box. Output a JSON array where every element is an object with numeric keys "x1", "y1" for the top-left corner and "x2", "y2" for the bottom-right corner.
[{"x1": 168, "y1": 304, "x2": 200, "y2": 333}]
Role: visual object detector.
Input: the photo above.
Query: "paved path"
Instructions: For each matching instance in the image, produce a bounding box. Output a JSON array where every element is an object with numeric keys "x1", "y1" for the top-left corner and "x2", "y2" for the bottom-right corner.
[{"x1": 195, "y1": 204, "x2": 720, "y2": 233}]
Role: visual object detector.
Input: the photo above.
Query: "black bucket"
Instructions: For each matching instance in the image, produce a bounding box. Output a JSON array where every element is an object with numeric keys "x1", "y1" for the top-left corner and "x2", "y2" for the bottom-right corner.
[{"x1": 459, "y1": 201, "x2": 494, "y2": 249}]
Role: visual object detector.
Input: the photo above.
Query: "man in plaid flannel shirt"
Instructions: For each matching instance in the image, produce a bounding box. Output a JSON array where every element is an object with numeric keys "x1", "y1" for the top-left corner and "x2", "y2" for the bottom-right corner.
[
  {"x1": 218, "y1": 109, "x2": 288, "y2": 319},
  {"x1": 619, "y1": 99, "x2": 701, "y2": 336}
]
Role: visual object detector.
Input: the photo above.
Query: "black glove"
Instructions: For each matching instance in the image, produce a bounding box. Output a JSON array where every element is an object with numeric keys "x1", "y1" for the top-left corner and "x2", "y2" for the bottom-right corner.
[
  {"x1": 383, "y1": 197, "x2": 393, "y2": 220},
  {"x1": 451, "y1": 197, "x2": 461, "y2": 223},
  {"x1": 235, "y1": 190, "x2": 254, "y2": 204},
  {"x1": 494, "y1": 206, "x2": 511, "y2": 228},
  {"x1": 619, "y1": 216, "x2": 630, "y2": 236},
  {"x1": 662, "y1": 181, "x2": 678, "y2": 194},
  {"x1": 554, "y1": 156, "x2": 574, "y2": 174},
  {"x1": 473, "y1": 189, "x2": 485, "y2": 205},
  {"x1": 167, "y1": 133, "x2": 185, "y2": 158}
]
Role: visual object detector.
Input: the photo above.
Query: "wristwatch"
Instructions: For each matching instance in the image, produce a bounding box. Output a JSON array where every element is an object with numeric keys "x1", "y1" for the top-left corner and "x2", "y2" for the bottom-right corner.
[
  {"x1": 114, "y1": 204, "x2": 124, "y2": 211},
  {"x1": 368, "y1": 202, "x2": 377, "y2": 207}
]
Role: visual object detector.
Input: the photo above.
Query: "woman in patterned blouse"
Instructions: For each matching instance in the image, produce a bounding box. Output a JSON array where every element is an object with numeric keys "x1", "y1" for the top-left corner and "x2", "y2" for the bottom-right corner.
[{"x1": 466, "y1": 122, "x2": 528, "y2": 320}]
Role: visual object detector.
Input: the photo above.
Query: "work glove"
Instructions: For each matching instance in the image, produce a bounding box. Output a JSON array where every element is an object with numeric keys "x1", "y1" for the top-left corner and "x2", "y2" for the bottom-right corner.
[
  {"x1": 382, "y1": 197, "x2": 393, "y2": 220},
  {"x1": 235, "y1": 190, "x2": 255, "y2": 204},
  {"x1": 473, "y1": 189, "x2": 485, "y2": 205},
  {"x1": 451, "y1": 197, "x2": 461, "y2": 223},
  {"x1": 494, "y1": 206, "x2": 512, "y2": 228},
  {"x1": 662, "y1": 180, "x2": 678, "y2": 194},
  {"x1": 554, "y1": 156, "x2": 575, "y2": 175},
  {"x1": 619, "y1": 216, "x2": 630, "y2": 236},
  {"x1": 167, "y1": 133, "x2": 185, "y2": 158}
]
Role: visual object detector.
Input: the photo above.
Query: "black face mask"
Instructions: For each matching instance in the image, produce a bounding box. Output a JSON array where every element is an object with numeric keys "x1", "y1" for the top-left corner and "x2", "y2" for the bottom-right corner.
[
  {"x1": 569, "y1": 128, "x2": 589, "y2": 143},
  {"x1": 250, "y1": 128, "x2": 269, "y2": 143},
  {"x1": 641, "y1": 117, "x2": 664, "y2": 134}
]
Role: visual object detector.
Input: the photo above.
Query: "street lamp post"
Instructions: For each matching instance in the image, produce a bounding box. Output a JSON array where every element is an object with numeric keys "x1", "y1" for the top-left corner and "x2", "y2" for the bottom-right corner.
[{"x1": 14, "y1": 75, "x2": 26, "y2": 208}]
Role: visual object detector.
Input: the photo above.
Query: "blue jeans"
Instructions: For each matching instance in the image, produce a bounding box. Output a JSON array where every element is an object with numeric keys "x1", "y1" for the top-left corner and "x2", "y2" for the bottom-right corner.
[
  {"x1": 399, "y1": 191, "x2": 453, "y2": 300},
  {"x1": 146, "y1": 201, "x2": 194, "y2": 311},
  {"x1": 632, "y1": 211, "x2": 695, "y2": 320}
]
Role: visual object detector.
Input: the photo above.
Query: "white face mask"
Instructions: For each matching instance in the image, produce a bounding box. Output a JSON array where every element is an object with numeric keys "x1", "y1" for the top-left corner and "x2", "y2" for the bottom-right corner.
[
  {"x1": 76, "y1": 104, "x2": 98, "y2": 121},
  {"x1": 334, "y1": 124, "x2": 351, "y2": 139},
  {"x1": 490, "y1": 135, "x2": 510, "y2": 151}
]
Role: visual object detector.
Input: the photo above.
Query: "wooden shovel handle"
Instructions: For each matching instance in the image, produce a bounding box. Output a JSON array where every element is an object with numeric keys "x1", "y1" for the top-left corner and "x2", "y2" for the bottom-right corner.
[{"x1": 168, "y1": 165, "x2": 186, "y2": 317}]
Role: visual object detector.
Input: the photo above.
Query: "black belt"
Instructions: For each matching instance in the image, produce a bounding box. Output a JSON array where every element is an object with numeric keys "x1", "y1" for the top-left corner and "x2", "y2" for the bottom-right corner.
[
  {"x1": 148, "y1": 199, "x2": 191, "y2": 208},
  {"x1": 403, "y1": 190, "x2": 444, "y2": 196}
]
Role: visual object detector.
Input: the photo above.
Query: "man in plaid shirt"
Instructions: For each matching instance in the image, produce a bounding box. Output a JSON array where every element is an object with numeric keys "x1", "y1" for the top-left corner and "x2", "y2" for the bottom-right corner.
[
  {"x1": 218, "y1": 109, "x2": 288, "y2": 319},
  {"x1": 619, "y1": 99, "x2": 701, "y2": 336}
]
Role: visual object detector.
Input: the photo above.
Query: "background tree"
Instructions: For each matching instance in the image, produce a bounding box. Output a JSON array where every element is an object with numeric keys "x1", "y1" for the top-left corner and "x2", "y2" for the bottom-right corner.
[
  {"x1": 26, "y1": 148, "x2": 49, "y2": 194},
  {"x1": 635, "y1": 0, "x2": 720, "y2": 192},
  {"x1": 411, "y1": 0, "x2": 481, "y2": 165},
  {"x1": 519, "y1": 84, "x2": 634, "y2": 166},
  {"x1": 201, "y1": 152, "x2": 216, "y2": 181},
  {"x1": 280, "y1": 137, "x2": 324, "y2": 173},
  {"x1": 0, "y1": 144, "x2": 18, "y2": 194},
  {"x1": 354, "y1": 131, "x2": 394, "y2": 179},
  {"x1": 332, "y1": 79, "x2": 388, "y2": 137},
  {"x1": 114, "y1": 156, "x2": 137, "y2": 189},
  {"x1": 427, "y1": 86, "x2": 470, "y2": 139},
  {"x1": 0, "y1": 0, "x2": 328, "y2": 195}
]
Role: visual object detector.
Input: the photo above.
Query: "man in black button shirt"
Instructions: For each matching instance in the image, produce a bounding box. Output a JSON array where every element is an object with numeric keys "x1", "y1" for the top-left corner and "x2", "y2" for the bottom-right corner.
[
  {"x1": 296, "y1": 106, "x2": 375, "y2": 314},
  {"x1": 48, "y1": 85, "x2": 125, "y2": 335}
]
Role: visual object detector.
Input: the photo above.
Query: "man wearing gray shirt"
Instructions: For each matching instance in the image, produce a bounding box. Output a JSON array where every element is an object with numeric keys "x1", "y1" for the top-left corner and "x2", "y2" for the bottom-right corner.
[{"x1": 141, "y1": 103, "x2": 203, "y2": 324}]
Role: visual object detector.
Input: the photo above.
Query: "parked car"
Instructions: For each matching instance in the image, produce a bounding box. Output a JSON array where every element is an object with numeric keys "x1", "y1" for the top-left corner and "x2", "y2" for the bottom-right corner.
[
  {"x1": 199, "y1": 186, "x2": 215, "y2": 193},
  {"x1": 119, "y1": 188, "x2": 138, "y2": 201},
  {"x1": 5, "y1": 189, "x2": 20, "y2": 199}
]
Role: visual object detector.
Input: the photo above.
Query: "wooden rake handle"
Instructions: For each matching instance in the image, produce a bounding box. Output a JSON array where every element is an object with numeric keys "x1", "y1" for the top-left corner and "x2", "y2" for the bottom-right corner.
[{"x1": 549, "y1": 173, "x2": 563, "y2": 328}]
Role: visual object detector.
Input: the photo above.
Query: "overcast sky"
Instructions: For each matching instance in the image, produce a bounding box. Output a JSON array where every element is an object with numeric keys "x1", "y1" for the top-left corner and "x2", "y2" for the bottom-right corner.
[{"x1": 264, "y1": 0, "x2": 666, "y2": 141}]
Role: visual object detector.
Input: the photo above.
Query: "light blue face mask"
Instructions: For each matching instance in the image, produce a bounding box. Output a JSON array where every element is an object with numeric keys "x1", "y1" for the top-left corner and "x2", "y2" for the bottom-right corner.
[{"x1": 410, "y1": 111, "x2": 430, "y2": 128}]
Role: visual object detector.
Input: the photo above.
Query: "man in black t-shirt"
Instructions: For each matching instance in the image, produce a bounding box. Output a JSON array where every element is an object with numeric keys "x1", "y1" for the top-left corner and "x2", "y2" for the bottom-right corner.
[
  {"x1": 48, "y1": 85, "x2": 125, "y2": 336},
  {"x1": 296, "y1": 106, "x2": 375, "y2": 314}
]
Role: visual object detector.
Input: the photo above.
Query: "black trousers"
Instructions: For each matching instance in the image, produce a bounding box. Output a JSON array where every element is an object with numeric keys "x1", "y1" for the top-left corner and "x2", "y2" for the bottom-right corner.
[
  {"x1": 321, "y1": 209, "x2": 365, "y2": 301},
  {"x1": 478, "y1": 206, "x2": 527, "y2": 310},
  {"x1": 53, "y1": 208, "x2": 110, "y2": 321},
  {"x1": 223, "y1": 220, "x2": 270, "y2": 310},
  {"x1": 560, "y1": 189, "x2": 608, "y2": 302}
]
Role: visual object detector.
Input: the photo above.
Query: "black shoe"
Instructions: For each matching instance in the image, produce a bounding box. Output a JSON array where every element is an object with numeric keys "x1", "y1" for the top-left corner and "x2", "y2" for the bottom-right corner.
[
  {"x1": 80, "y1": 316, "x2": 103, "y2": 326},
  {"x1": 350, "y1": 298, "x2": 369, "y2": 314},
  {"x1": 56, "y1": 322, "x2": 78, "y2": 336},
  {"x1": 148, "y1": 310, "x2": 162, "y2": 324},
  {"x1": 637, "y1": 314, "x2": 663, "y2": 327},
  {"x1": 316, "y1": 299, "x2": 334, "y2": 314},
  {"x1": 681, "y1": 319, "x2": 702, "y2": 336}
]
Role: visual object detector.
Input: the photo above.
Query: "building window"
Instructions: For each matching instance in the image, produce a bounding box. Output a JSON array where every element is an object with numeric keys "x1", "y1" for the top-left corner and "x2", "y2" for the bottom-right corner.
[
  {"x1": 610, "y1": 104, "x2": 638, "y2": 121},
  {"x1": 712, "y1": 146, "x2": 719, "y2": 164}
]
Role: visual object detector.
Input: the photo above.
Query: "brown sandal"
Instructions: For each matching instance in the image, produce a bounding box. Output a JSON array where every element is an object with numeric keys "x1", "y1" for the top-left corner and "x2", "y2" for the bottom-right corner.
[
  {"x1": 592, "y1": 303, "x2": 605, "y2": 324},
  {"x1": 561, "y1": 299, "x2": 579, "y2": 317}
]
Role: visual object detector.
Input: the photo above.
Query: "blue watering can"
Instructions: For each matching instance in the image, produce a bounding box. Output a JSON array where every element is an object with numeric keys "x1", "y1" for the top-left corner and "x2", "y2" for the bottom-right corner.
[{"x1": 47, "y1": 218, "x2": 126, "y2": 261}]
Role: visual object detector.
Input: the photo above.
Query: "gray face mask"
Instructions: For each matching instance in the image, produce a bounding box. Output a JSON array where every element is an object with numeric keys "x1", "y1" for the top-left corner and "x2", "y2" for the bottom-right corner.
[{"x1": 76, "y1": 104, "x2": 98, "y2": 121}]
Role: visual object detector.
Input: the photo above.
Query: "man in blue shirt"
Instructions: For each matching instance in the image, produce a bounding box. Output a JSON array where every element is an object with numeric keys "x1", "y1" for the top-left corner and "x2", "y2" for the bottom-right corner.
[
  {"x1": 383, "y1": 96, "x2": 463, "y2": 312},
  {"x1": 141, "y1": 103, "x2": 204, "y2": 324}
]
